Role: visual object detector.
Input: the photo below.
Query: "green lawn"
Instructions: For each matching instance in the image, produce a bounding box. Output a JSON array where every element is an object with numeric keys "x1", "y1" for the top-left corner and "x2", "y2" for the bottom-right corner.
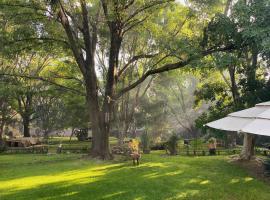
[{"x1": 0, "y1": 152, "x2": 270, "y2": 200}]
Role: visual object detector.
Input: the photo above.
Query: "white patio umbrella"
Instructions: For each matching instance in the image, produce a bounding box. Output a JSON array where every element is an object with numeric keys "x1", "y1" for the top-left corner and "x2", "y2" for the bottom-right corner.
[{"x1": 206, "y1": 101, "x2": 270, "y2": 136}]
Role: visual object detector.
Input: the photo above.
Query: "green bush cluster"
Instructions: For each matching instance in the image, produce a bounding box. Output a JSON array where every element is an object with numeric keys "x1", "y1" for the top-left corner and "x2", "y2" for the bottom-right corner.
[
  {"x1": 166, "y1": 134, "x2": 179, "y2": 155},
  {"x1": 140, "y1": 132, "x2": 151, "y2": 154}
]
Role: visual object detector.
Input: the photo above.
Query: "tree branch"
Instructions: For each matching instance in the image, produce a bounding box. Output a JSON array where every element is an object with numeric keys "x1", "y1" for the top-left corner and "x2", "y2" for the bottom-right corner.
[
  {"x1": 115, "y1": 45, "x2": 235, "y2": 99},
  {"x1": 4, "y1": 37, "x2": 69, "y2": 46},
  {"x1": 124, "y1": 0, "x2": 173, "y2": 25},
  {"x1": 0, "y1": 73, "x2": 85, "y2": 96},
  {"x1": 118, "y1": 53, "x2": 158, "y2": 77}
]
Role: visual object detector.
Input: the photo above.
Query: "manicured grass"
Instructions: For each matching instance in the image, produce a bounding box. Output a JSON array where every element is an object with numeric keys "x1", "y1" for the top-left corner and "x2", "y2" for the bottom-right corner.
[{"x1": 0, "y1": 152, "x2": 270, "y2": 200}]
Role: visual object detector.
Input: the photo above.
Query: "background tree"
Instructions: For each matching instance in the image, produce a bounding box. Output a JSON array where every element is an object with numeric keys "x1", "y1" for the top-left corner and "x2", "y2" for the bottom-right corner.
[
  {"x1": 156, "y1": 71, "x2": 210, "y2": 138},
  {"x1": 196, "y1": 0, "x2": 270, "y2": 159},
  {"x1": 0, "y1": 79, "x2": 16, "y2": 146}
]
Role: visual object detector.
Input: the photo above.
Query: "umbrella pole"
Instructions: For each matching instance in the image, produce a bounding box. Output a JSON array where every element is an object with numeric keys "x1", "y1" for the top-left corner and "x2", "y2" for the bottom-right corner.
[{"x1": 240, "y1": 133, "x2": 255, "y2": 160}]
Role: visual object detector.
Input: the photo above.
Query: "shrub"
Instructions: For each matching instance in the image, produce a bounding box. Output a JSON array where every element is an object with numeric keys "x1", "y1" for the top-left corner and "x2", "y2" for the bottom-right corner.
[
  {"x1": 140, "y1": 132, "x2": 151, "y2": 154},
  {"x1": 151, "y1": 142, "x2": 166, "y2": 150},
  {"x1": 166, "y1": 134, "x2": 179, "y2": 155},
  {"x1": 0, "y1": 140, "x2": 6, "y2": 153},
  {"x1": 190, "y1": 139, "x2": 205, "y2": 150}
]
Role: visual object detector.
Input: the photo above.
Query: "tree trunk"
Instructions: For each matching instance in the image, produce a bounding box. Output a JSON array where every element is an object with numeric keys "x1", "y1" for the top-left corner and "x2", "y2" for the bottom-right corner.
[
  {"x1": 85, "y1": 78, "x2": 112, "y2": 159},
  {"x1": 228, "y1": 65, "x2": 240, "y2": 106},
  {"x1": 44, "y1": 130, "x2": 49, "y2": 140},
  {"x1": 69, "y1": 128, "x2": 75, "y2": 142},
  {"x1": 90, "y1": 22, "x2": 122, "y2": 159},
  {"x1": 23, "y1": 116, "x2": 30, "y2": 137},
  {"x1": 0, "y1": 124, "x2": 4, "y2": 146},
  {"x1": 240, "y1": 133, "x2": 255, "y2": 160},
  {"x1": 245, "y1": 48, "x2": 258, "y2": 107},
  {"x1": 57, "y1": 1, "x2": 113, "y2": 159},
  {"x1": 90, "y1": 120, "x2": 112, "y2": 159}
]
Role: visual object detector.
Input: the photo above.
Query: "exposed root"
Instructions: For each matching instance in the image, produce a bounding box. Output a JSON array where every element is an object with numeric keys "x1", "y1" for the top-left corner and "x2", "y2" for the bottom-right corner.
[
  {"x1": 89, "y1": 151, "x2": 114, "y2": 160},
  {"x1": 229, "y1": 155, "x2": 270, "y2": 184}
]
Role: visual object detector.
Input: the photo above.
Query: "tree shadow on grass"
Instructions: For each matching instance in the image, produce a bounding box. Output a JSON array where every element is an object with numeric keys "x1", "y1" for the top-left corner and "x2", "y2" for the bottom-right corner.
[{"x1": 0, "y1": 155, "x2": 125, "y2": 182}]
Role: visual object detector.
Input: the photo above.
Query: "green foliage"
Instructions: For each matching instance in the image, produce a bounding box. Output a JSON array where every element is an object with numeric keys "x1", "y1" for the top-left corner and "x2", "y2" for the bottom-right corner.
[
  {"x1": 140, "y1": 131, "x2": 151, "y2": 154},
  {"x1": 195, "y1": 0, "x2": 270, "y2": 136},
  {"x1": 166, "y1": 133, "x2": 179, "y2": 155},
  {"x1": 0, "y1": 142, "x2": 6, "y2": 152},
  {"x1": 202, "y1": 13, "x2": 240, "y2": 49},
  {"x1": 190, "y1": 138, "x2": 205, "y2": 150}
]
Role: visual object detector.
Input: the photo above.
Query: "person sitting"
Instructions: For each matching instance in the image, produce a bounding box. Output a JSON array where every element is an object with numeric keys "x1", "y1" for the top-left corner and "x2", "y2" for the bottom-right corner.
[{"x1": 128, "y1": 139, "x2": 141, "y2": 165}]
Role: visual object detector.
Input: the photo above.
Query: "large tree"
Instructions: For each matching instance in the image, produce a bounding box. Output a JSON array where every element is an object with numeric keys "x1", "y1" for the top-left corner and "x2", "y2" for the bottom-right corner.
[{"x1": 1, "y1": 0, "x2": 237, "y2": 159}]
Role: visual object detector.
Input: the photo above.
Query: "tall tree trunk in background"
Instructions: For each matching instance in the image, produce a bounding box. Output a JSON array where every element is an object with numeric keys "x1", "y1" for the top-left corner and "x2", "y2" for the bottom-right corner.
[
  {"x1": 240, "y1": 133, "x2": 255, "y2": 160},
  {"x1": 0, "y1": 123, "x2": 4, "y2": 146},
  {"x1": 18, "y1": 93, "x2": 33, "y2": 138},
  {"x1": 246, "y1": 48, "x2": 258, "y2": 107},
  {"x1": 241, "y1": 48, "x2": 258, "y2": 160},
  {"x1": 228, "y1": 65, "x2": 240, "y2": 106},
  {"x1": 23, "y1": 115, "x2": 30, "y2": 137},
  {"x1": 224, "y1": 0, "x2": 232, "y2": 16},
  {"x1": 69, "y1": 128, "x2": 75, "y2": 142}
]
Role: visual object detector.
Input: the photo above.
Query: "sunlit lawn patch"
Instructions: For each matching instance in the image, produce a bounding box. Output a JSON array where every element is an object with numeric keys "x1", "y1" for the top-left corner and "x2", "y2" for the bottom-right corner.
[{"x1": 0, "y1": 152, "x2": 270, "y2": 200}]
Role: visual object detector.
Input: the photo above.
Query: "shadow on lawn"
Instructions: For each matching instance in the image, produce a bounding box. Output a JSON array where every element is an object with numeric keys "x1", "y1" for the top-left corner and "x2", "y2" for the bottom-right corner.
[
  {"x1": 0, "y1": 155, "x2": 84, "y2": 182},
  {"x1": 1, "y1": 156, "x2": 270, "y2": 200}
]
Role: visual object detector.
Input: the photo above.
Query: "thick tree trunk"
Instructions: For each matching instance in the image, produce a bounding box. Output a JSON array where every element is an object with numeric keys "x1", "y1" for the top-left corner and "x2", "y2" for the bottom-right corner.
[
  {"x1": 90, "y1": 119, "x2": 112, "y2": 159},
  {"x1": 90, "y1": 22, "x2": 122, "y2": 159},
  {"x1": 85, "y1": 78, "x2": 112, "y2": 159},
  {"x1": 240, "y1": 133, "x2": 255, "y2": 160},
  {"x1": 58, "y1": 1, "x2": 113, "y2": 159}
]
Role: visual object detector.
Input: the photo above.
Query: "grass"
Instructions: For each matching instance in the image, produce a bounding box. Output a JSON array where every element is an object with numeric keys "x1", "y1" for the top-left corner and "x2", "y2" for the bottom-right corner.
[{"x1": 0, "y1": 152, "x2": 270, "y2": 200}]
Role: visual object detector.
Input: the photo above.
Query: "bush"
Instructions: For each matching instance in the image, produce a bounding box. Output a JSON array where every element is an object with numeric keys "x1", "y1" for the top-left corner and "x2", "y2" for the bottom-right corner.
[
  {"x1": 166, "y1": 134, "x2": 179, "y2": 155},
  {"x1": 151, "y1": 142, "x2": 166, "y2": 150},
  {"x1": 190, "y1": 139, "x2": 206, "y2": 150},
  {"x1": 0, "y1": 140, "x2": 6, "y2": 153},
  {"x1": 111, "y1": 145, "x2": 130, "y2": 156},
  {"x1": 140, "y1": 132, "x2": 151, "y2": 154}
]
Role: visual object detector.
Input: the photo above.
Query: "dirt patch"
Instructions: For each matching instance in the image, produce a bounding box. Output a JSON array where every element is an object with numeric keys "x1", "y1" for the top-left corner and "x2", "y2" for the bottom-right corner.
[{"x1": 229, "y1": 155, "x2": 270, "y2": 184}]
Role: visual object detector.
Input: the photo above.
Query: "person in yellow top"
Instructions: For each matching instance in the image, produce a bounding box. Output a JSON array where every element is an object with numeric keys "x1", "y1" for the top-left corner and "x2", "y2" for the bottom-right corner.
[
  {"x1": 128, "y1": 139, "x2": 141, "y2": 165},
  {"x1": 208, "y1": 137, "x2": 217, "y2": 155}
]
